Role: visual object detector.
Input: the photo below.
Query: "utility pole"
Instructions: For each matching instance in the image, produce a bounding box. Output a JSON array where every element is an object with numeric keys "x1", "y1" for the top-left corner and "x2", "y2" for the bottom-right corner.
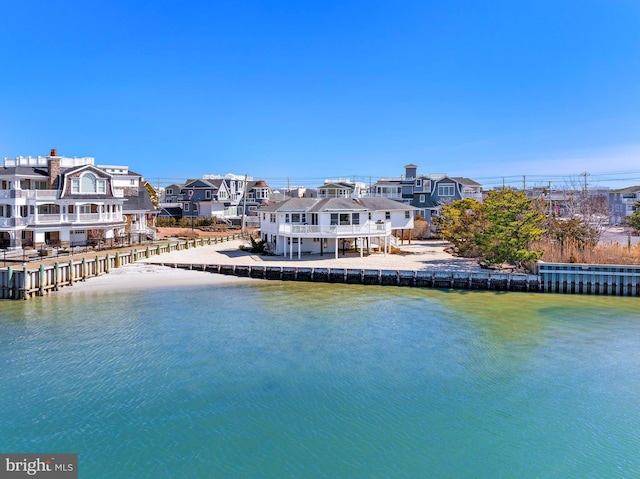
[
  {"x1": 523, "y1": 175, "x2": 526, "y2": 191},
  {"x1": 548, "y1": 181, "x2": 552, "y2": 216},
  {"x1": 581, "y1": 172, "x2": 589, "y2": 193},
  {"x1": 502, "y1": 177, "x2": 505, "y2": 190}
]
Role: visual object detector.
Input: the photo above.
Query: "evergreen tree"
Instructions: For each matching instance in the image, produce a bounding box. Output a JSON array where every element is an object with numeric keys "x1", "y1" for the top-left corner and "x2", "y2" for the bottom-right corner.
[
  {"x1": 434, "y1": 198, "x2": 483, "y2": 257},
  {"x1": 475, "y1": 190, "x2": 545, "y2": 266}
]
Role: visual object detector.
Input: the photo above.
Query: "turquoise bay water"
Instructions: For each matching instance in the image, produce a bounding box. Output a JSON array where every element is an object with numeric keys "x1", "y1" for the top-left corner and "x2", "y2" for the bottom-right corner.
[{"x1": 1, "y1": 281, "x2": 640, "y2": 478}]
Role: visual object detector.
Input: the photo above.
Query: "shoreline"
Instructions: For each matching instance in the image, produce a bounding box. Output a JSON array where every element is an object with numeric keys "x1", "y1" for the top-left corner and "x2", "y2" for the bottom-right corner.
[
  {"x1": 55, "y1": 238, "x2": 481, "y2": 295},
  {"x1": 55, "y1": 263, "x2": 259, "y2": 295}
]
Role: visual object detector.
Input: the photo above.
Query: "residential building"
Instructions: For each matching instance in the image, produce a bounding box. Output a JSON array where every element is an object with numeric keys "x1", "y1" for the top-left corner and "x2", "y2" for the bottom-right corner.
[
  {"x1": 0, "y1": 149, "x2": 156, "y2": 250},
  {"x1": 609, "y1": 186, "x2": 640, "y2": 225},
  {"x1": 258, "y1": 197, "x2": 416, "y2": 259},
  {"x1": 317, "y1": 179, "x2": 367, "y2": 198},
  {"x1": 159, "y1": 175, "x2": 272, "y2": 223},
  {"x1": 369, "y1": 164, "x2": 482, "y2": 221}
]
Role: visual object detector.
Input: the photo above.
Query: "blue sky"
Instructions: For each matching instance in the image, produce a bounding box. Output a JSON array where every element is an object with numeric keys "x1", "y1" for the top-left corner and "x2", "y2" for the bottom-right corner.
[{"x1": 1, "y1": 0, "x2": 639, "y2": 190}]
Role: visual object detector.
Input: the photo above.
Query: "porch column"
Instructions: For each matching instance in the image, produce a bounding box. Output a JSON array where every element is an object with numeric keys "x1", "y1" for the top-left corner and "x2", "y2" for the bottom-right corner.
[
  {"x1": 335, "y1": 238, "x2": 338, "y2": 259},
  {"x1": 289, "y1": 238, "x2": 293, "y2": 259},
  {"x1": 384, "y1": 236, "x2": 388, "y2": 257},
  {"x1": 297, "y1": 238, "x2": 301, "y2": 260},
  {"x1": 360, "y1": 237, "x2": 363, "y2": 258},
  {"x1": 99, "y1": 205, "x2": 103, "y2": 221}
]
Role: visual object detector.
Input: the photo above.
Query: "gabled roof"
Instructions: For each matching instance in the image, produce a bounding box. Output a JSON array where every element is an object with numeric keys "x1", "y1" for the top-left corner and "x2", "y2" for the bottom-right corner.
[
  {"x1": 123, "y1": 186, "x2": 157, "y2": 212},
  {"x1": 61, "y1": 163, "x2": 111, "y2": 177},
  {"x1": 184, "y1": 178, "x2": 221, "y2": 189},
  {"x1": 359, "y1": 198, "x2": 415, "y2": 211},
  {"x1": 260, "y1": 198, "x2": 317, "y2": 212},
  {"x1": 309, "y1": 198, "x2": 368, "y2": 212},
  {"x1": 317, "y1": 182, "x2": 355, "y2": 189},
  {"x1": 450, "y1": 176, "x2": 482, "y2": 186}
]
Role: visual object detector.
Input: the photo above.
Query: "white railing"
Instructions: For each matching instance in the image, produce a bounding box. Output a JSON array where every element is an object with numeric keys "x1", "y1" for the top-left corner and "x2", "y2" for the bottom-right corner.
[
  {"x1": 6, "y1": 190, "x2": 59, "y2": 199},
  {"x1": 278, "y1": 221, "x2": 391, "y2": 237},
  {"x1": 461, "y1": 192, "x2": 483, "y2": 201},
  {"x1": 8, "y1": 214, "x2": 125, "y2": 226},
  {"x1": 37, "y1": 214, "x2": 62, "y2": 223},
  {"x1": 364, "y1": 192, "x2": 404, "y2": 199}
]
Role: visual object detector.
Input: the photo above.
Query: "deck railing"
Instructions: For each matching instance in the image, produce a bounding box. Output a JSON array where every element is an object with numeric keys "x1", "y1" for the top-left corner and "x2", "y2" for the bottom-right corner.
[{"x1": 278, "y1": 221, "x2": 391, "y2": 237}]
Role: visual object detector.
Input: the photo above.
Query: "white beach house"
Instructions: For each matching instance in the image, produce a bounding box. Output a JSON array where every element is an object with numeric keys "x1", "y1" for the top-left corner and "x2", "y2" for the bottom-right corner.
[
  {"x1": 0, "y1": 149, "x2": 156, "y2": 250},
  {"x1": 258, "y1": 197, "x2": 416, "y2": 259}
]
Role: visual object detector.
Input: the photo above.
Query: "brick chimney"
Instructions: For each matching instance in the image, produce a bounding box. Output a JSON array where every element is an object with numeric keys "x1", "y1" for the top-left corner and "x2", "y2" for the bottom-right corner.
[{"x1": 48, "y1": 153, "x2": 61, "y2": 190}]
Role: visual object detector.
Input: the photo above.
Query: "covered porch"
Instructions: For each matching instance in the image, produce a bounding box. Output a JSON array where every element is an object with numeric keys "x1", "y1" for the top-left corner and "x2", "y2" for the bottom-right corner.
[{"x1": 275, "y1": 222, "x2": 395, "y2": 260}]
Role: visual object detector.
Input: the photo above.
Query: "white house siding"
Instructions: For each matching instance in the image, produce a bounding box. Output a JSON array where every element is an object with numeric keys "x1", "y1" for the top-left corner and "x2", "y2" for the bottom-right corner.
[{"x1": 259, "y1": 197, "x2": 415, "y2": 259}]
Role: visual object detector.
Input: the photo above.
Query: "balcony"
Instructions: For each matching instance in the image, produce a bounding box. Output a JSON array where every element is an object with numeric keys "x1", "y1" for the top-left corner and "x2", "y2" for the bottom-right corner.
[
  {"x1": 461, "y1": 191, "x2": 483, "y2": 202},
  {"x1": 0, "y1": 218, "x2": 16, "y2": 227},
  {"x1": 365, "y1": 192, "x2": 403, "y2": 199},
  {"x1": 0, "y1": 190, "x2": 59, "y2": 200},
  {"x1": 2, "y1": 214, "x2": 126, "y2": 226},
  {"x1": 278, "y1": 221, "x2": 391, "y2": 238}
]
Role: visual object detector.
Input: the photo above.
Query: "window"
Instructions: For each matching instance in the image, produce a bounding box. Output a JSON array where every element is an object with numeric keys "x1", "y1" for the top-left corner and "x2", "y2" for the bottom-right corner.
[
  {"x1": 72, "y1": 173, "x2": 107, "y2": 194},
  {"x1": 81, "y1": 174, "x2": 96, "y2": 192},
  {"x1": 285, "y1": 214, "x2": 290, "y2": 223},
  {"x1": 183, "y1": 203, "x2": 190, "y2": 212},
  {"x1": 416, "y1": 179, "x2": 422, "y2": 188},
  {"x1": 330, "y1": 213, "x2": 338, "y2": 225},
  {"x1": 438, "y1": 185, "x2": 455, "y2": 196},
  {"x1": 385, "y1": 211, "x2": 391, "y2": 220},
  {"x1": 270, "y1": 213, "x2": 276, "y2": 223},
  {"x1": 419, "y1": 194, "x2": 426, "y2": 203},
  {"x1": 405, "y1": 211, "x2": 410, "y2": 219},
  {"x1": 166, "y1": 188, "x2": 173, "y2": 195},
  {"x1": 339, "y1": 213, "x2": 350, "y2": 225},
  {"x1": 193, "y1": 204, "x2": 199, "y2": 212},
  {"x1": 205, "y1": 190, "x2": 212, "y2": 199},
  {"x1": 352, "y1": 213, "x2": 360, "y2": 225}
]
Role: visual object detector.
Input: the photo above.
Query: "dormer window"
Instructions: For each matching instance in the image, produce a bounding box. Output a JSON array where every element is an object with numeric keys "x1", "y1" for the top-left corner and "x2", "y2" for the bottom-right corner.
[
  {"x1": 82, "y1": 173, "x2": 96, "y2": 192},
  {"x1": 72, "y1": 172, "x2": 107, "y2": 194}
]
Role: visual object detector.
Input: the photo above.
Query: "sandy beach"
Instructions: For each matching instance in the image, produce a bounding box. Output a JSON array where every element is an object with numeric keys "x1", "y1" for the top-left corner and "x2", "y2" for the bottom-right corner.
[{"x1": 56, "y1": 238, "x2": 479, "y2": 294}]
